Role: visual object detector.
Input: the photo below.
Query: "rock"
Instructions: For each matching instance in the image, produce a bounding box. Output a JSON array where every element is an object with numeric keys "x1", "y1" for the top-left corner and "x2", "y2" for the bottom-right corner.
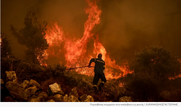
[
  {"x1": 3, "y1": 96, "x2": 16, "y2": 102},
  {"x1": 53, "y1": 94, "x2": 63, "y2": 102},
  {"x1": 160, "y1": 90, "x2": 171, "y2": 101},
  {"x1": 1, "y1": 79, "x2": 4, "y2": 85},
  {"x1": 28, "y1": 96, "x2": 41, "y2": 102},
  {"x1": 69, "y1": 87, "x2": 79, "y2": 98},
  {"x1": 47, "y1": 99, "x2": 55, "y2": 102},
  {"x1": 119, "y1": 96, "x2": 132, "y2": 102},
  {"x1": 5, "y1": 71, "x2": 18, "y2": 82},
  {"x1": 80, "y1": 94, "x2": 88, "y2": 101},
  {"x1": 28, "y1": 92, "x2": 48, "y2": 102},
  {"x1": 38, "y1": 91, "x2": 48, "y2": 100},
  {"x1": 49, "y1": 82, "x2": 64, "y2": 95},
  {"x1": 30, "y1": 79, "x2": 41, "y2": 89},
  {"x1": 21, "y1": 80, "x2": 29, "y2": 89},
  {"x1": 6, "y1": 81, "x2": 27, "y2": 101},
  {"x1": 68, "y1": 95, "x2": 79, "y2": 102},
  {"x1": 80, "y1": 94, "x2": 94, "y2": 102},
  {"x1": 25, "y1": 86, "x2": 38, "y2": 98},
  {"x1": 63, "y1": 94, "x2": 68, "y2": 102},
  {"x1": 84, "y1": 95, "x2": 94, "y2": 102}
]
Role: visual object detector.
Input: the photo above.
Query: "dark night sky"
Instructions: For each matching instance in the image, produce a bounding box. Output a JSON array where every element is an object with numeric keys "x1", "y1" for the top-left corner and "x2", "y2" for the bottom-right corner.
[{"x1": 1, "y1": 0, "x2": 181, "y2": 63}]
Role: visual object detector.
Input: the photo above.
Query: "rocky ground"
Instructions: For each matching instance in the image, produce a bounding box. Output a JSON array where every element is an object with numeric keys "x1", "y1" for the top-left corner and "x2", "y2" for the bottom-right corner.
[
  {"x1": 1, "y1": 69, "x2": 132, "y2": 102},
  {"x1": 2, "y1": 57, "x2": 180, "y2": 102}
]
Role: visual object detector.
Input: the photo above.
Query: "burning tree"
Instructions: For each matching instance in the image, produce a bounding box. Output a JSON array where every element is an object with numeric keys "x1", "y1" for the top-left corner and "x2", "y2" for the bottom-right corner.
[
  {"x1": 10, "y1": 12, "x2": 48, "y2": 64},
  {"x1": 1, "y1": 33, "x2": 12, "y2": 58}
]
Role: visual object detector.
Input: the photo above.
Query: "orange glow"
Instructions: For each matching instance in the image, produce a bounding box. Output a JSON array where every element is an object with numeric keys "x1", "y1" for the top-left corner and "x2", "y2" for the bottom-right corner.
[
  {"x1": 38, "y1": 0, "x2": 133, "y2": 80},
  {"x1": 93, "y1": 36, "x2": 133, "y2": 79},
  {"x1": 168, "y1": 59, "x2": 181, "y2": 80},
  {"x1": 118, "y1": 82, "x2": 124, "y2": 87},
  {"x1": 44, "y1": 22, "x2": 64, "y2": 47},
  {"x1": 178, "y1": 59, "x2": 181, "y2": 63},
  {"x1": 177, "y1": 59, "x2": 181, "y2": 78}
]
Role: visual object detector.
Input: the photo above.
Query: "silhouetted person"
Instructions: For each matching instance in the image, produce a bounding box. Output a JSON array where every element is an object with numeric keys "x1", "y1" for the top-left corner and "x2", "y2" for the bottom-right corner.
[{"x1": 88, "y1": 53, "x2": 106, "y2": 92}]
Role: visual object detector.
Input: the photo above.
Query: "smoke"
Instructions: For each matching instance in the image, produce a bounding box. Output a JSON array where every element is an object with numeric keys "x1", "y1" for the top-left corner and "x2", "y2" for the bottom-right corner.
[
  {"x1": 2, "y1": 0, "x2": 87, "y2": 59},
  {"x1": 2, "y1": 0, "x2": 181, "y2": 62},
  {"x1": 96, "y1": 0, "x2": 181, "y2": 61}
]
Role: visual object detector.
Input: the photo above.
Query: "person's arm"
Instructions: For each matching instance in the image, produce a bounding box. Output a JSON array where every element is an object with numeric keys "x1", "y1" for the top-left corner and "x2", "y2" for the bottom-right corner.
[
  {"x1": 103, "y1": 62, "x2": 105, "y2": 70},
  {"x1": 103, "y1": 62, "x2": 105, "y2": 73},
  {"x1": 88, "y1": 58, "x2": 96, "y2": 67}
]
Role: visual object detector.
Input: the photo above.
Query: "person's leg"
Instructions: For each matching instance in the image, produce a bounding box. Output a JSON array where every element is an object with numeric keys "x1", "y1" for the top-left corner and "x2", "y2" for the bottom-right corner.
[
  {"x1": 93, "y1": 73, "x2": 99, "y2": 92},
  {"x1": 98, "y1": 72, "x2": 106, "y2": 91}
]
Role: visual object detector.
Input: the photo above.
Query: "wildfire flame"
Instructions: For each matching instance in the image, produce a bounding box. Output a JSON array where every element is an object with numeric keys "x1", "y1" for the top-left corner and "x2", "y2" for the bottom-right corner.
[
  {"x1": 37, "y1": 0, "x2": 181, "y2": 81},
  {"x1": 38, "y1": 0, "x2": 133, "y2": 80}
]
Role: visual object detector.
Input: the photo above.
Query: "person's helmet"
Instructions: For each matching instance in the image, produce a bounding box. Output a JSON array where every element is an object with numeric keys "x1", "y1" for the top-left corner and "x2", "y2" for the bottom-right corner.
[{"x1": 98, "y1": 53, "x2": 102, "y2": 58}]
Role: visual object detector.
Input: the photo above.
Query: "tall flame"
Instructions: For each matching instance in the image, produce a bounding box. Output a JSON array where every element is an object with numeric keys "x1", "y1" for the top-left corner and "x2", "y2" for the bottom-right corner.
[
  {"x1": 64, "y1": 0, "x2": 101, "y2": 67},
  {"x1": 38, "y1": 0, "x2": 133, "y2": 80}
]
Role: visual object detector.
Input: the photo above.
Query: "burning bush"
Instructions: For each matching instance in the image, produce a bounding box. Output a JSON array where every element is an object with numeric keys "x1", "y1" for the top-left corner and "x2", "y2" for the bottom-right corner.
[{"x1": 125, "y1": 46, "x2": 181, "y2": 101}]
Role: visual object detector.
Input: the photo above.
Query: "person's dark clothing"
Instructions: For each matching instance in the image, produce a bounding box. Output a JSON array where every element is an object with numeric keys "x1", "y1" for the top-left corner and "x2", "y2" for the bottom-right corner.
[
  {"x1": 93, "y1": 72, "x2": 106, "y2": 85},
  {"x1": 88, "y1": 58, "x2": 106, "y2": 86},
  {"x1": 89, "y1": 58, "x2": 105, "y2": 73}
]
